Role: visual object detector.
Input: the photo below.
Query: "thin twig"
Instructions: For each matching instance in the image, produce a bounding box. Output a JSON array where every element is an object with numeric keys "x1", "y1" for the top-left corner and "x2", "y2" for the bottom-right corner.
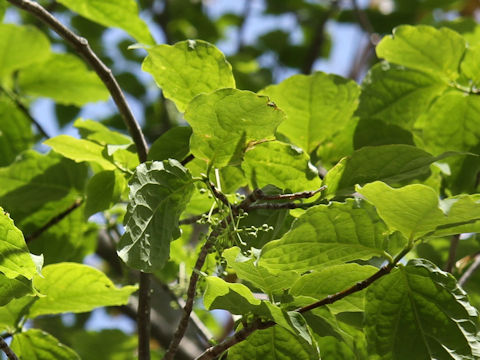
[
  {"x1": 444, "y1": 234, "x2": 460, "y2": 273},
  {"x1": 195, "y1": 247, "x2": 411, "y2": 359},
  {"x1": 138, "y1": 273, "x2": 151, "y2": 360},
  {"x1": 25, "y1": 198, "x2": 83, "y2": 243},
  {"x1": 351, "y1": 0, "x2": 375, "y2": 35},
  {"x1": 0, "y1": 86, "x2": 50, "y2": 138},
  {"x1": 181, "y1": 154, "x2": 194, "y2": 166},
  {"x1": 254, "y1": 186, "x2": 326, "y2": 201},
  {"x1": 7, "y1": 0, "x2": 149, "y2": 163},
  {"x1": 0, "y1": 335, "x2": 19, "y2": 360},
  {"x1": 459, "y1": 253, "x2": 480, "y2": 287}
]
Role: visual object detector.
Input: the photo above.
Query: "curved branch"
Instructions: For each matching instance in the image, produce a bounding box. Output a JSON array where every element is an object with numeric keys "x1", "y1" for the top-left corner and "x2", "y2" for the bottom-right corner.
[
  {"x1": 7, "y1": 0, "x2": 149, "y2": 163},
  {"x1": 0, "y1": 336, "x2": 18, "y2": 360}
]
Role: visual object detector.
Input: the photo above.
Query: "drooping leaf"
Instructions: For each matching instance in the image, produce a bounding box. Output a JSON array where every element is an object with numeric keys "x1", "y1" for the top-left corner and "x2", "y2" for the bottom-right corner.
[
  {"x1": 418, "y1": 91, "x2": 480, "y2": 154},
  {"x1": 323, "y1": 145, "x2": 458, "y2": 197},
  {"x1": 290, "y1": 264, "x2": 378, "y2": 314},
  {"x1": 17, "y1": 53, "x2": 109, "y2": 106},
  {"x1": 11, "y1": 329, "x2": 80, "y2": 360},
  {"x1": 148, "y1": 126, "x2": 192, "y2": 162},
  {"x1": 27, "y1": 263, "x2": 137, "y2": 318},
  {"x1": 44, "y1": 135, "x2": 116, "y2": 170},
  {"x1": 0, "y1": 209, "x2": 37, "y2": 280},
  {"x1": 223, "y1": 247, "x2": 300, "y2": 295},
  {"x1": 228, "y1": 326, "x2": 319, "y2": 360},
  {"x1": 365, "y1": 259, "x2": 480, "y2": 359},
  {"x1": 74, "y1": 118, "x2": 132, "y2": 145},
  {"x1": 142, "y1": 40, "x2": 235, "y2": 112},
  {"x1": 85, "y1": 170, "x2": 127, "y2": 218},
  {"x1": 185, "y1": 88, "x2": 284, "y2": 167},
  {"x1": 56, "y1": 0, "x2": 153, "y2": 44},
  {"x1": 0, "y1": 274, "x2": 34, "y2": 306},
  {"x1": 117, "y1": 160, "x2": 195, "y2": 272},
  {"x1": 259, "y1": 199, "x2": 393, "y2": 273},
  {"x1": 242, "y1": 141, "x2": 321, "y2": 193},
  {"x1": 376, "y1": 25, "x2": 465, "y2": 81},
  {"x1": 356, "y1": 62, "x2": 446, "y2": 128},
  {"x1": 260, "y1": 72, "x2": 360, "y2": 153},
  {"x1": 0, "y1": 23, "x2": 50, "y2": 78},
  {"x1": 0, "y1": 96, "x2": 33, "y2": 166}
]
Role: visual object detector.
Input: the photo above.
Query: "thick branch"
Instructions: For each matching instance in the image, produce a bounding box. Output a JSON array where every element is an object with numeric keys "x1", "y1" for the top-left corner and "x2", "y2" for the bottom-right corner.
[
  {"x1": 7, "y1": 0, "x2": 149, "y2": 163},
  {"x1": 25, "y1": 198, "x2": 83, "y2": 243},
  {"x1": 444, "y1": 234, "x2": 460, "y2": 273},
  {"x1": 0, "y1": 336, "x2": 18, "y2": 360},
  {"x1": 138, "y1": 273, "x2": 151, "y2": 360}
]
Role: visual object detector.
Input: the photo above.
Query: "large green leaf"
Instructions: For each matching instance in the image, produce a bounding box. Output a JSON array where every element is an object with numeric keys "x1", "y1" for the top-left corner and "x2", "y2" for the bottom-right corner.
[
  {"x1": 0, "y1": 274, "x2": 34, "y2": 306},
  {"x1": 228, "y1": 326, "x2": 319, "y2": 360},
  {"x1": 0, "y1": 23, "x2": 50, "y2": 78},
  {"x1": 11, "y1": 329, "x2": 80, "y2": 360},
  {"x1": 259, "y1": 199, "x2": 394, "y2": 273},
  {"x1": 74, "y1": 118, "x2": 132, "y2": 145},
  {"x1": 85, "y1": 170, "x2": 127, "y2": 218},
  {"x1": 353, "y1": 118, "x2": 414, "y2": 149},
  {"x1": 148, "y1": 126, "x2": 192, "y2": 162},
  {"x1": 356, "y1": 62, "x2": 446, "y2": 128},
  {"x1": 117, "y1": 160, "x2": 195, "y2": 272},
  {"x1": 17, "y1": 53, "x2": 109, "y2": 106},
  {"x1": 358, "y1": 182, "x2": 480, "y2": 240},
  {"x1": 142, "y1": 40, "x2": 235, "y2": 112},
  {"x1": 0, "y1": 96, "x2": 33, "y2": 166},
  {"x1": 242, "y1": 141, "x2": 321, "y2": 193},
  {"x1": 323, "y1": 145, "x2": 457, "y2": 197},
  {"x1": 418, "y1": 91, "x2": 480, "y2": 154},
  {"x1": 223, "y1": 247, "x2": 300, "y2": 295},
  {"x1": 376, "y1": 25, "x2": 465, "y2": 81},
  {"x1": 290, "y1": 264, "x2": 378, "y2": 314},
  {"x1": 44, "y1": 135, "x2": 116, "y2": 170},
  {"x1": 0, "y1": 209, "x2": 37, "y2": 280},
  {"x1": 0, "y1": 297, "x2": 33, "y2": 333},
  {"x1": 185, "y1": 88, "x2": 284, "y2": 167},
  {"x1": 56, "y1": 0, "x2": 153, "y2": 44},
  {"x1": 28, "y1": 263, "x2": 137, "y2": 318},
  {"x1": 259, "y1": 72, "x2": 360, "y2": 153},
  {"x1": 365, "y1": 259, "x2": 480, "y2": 359}
]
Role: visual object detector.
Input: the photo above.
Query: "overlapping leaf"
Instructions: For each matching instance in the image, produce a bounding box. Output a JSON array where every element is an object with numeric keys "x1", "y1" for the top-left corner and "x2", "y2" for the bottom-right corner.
[
  {"x1": 260, "y1": 72, "x2": 360, "y2": 153},
  {"x1": 117, "y1": 160, "x2": 195, "y2": 272},
  {"x1": 148, "y1": 126, "x2": 192, "y2": 162},
  {"x1": 0, "y1": 274, "x2": 34, "y2": 306},
  {"x1": 85, "y1": 170, "x2": 127, "y2": 218},
  {"x1": 185, "y1": 88, "x2": 284, "y2": 167},
  {"x1": 142, "y1": 40, "x2": 235, "y2": 112},
  {"x1": 365, "y1": 259, "x2": 480, "y2": 359}
]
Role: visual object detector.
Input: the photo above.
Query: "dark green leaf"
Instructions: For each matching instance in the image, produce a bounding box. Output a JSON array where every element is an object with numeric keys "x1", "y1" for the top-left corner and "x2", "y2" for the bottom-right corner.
[
  {"x1": 0, "y1": 274, "x2": 34, "y2": 306},
  {"x1": 85, "y1": 170, "x2": 127, "y2": 218},
  {"x1": 148, "y1": 126, "x2": 192, "y2": 162}
]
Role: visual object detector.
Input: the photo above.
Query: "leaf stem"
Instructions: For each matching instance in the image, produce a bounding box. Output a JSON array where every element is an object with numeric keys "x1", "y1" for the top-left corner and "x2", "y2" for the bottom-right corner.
[{"x1": 0, "y1": 335, "x2": 18, "y2": 360}]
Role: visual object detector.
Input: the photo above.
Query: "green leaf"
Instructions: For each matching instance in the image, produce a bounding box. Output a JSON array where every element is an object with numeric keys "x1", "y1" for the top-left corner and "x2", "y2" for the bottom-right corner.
[
  {"x1": 323, "y1": 145, "x2": 457, "y2": 197},
  {"x1": 28, "y1": 263, "x2": 137, "y2": 318},
  {"x1": 56, "y1": 0, "x2": 153, "y2": 44},
  {"x1": 376, "y1": 25, "x2": 465, "y2": 81},
  {"x1": 356, "y1": 62, "x2": 447, "y2": 128},
  {"x1": 0, "y1": 297, "x2": 34, "y2": 333},
  {"x1": 259, "y1": 199, "x2": 392, "y2": 273},
  {"x1": 223, "y1": 247, "x2": 300, "y2": 295},
  {"x1": 0, "y1": 274, "x2": 34, "y2": 306},
  {"x1": 70, "y1": 329, "x2": 137, "y2": 360},
  {"x1": 0, "y1": 23, "x2": 50, "y2": 78},
  {"x1": 460, "y1": 44, "x2": 480, "y2": 87},
  {"x1": 142, "y1": 40, "x2": 235, "y2": 112},
  {"x1": 365, "y1": 259, "x2": 480, "y2": 359},
  {"x1": 242, "y1": 141, "x2": 321, "y2": 193},
  {"x1": 0, "y1": 96, "x2": 33, "y2": 166},
  {"x1": 290, "y1": 264, "x2": 378, "y2": 314},
  {"x1": 228, "y1": 326, "x2": 319, "y2": 360},
  {"x1": 74, "y1": 118, "x2": 132, "y2": 145},
  {"x1": 117, "y1": 160, "x2": 195, "y2": 272},
  {"x1": 0, "y1": 209, "x2": 37, "y2": 279},
  {"x1": 353, "y1": 118, "x2": 414, "y2": 149},
  {"x1": 260, "y1": 72, "x2": 360, "y2": 153},
  {"x1": 148, "y1": 126, "x2": 192, "y2": 162},
  {"x1": 418, "y1": 91, "x2": 480, "y2": 154},
  {"x1": 44, "y1": 135, "x2": 116, "y2": 170},
  {"x1": 11, "y1": 329, "x2": 80, "y2": 360},
  {"x1": 358, "y1": 182, "x2": 480, "y2": 240},
  {"x1": 85, "y1": 170, "x2": 127, "y2": 218},
  {"x1": 17, "y1": 53, "x2": 109, "y2": 106},
  {"x1": 185, "y1": 88, "x2": 284, "y2": 167}
]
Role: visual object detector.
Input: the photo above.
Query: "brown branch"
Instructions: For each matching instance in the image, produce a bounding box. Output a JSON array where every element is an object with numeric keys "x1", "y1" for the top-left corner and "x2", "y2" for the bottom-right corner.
[
  {"x1": 444, "y1": 234, "x2": 460, "y2": 273},
  {"x1": 138, "y1": 273, "x2": 151, "y2": 360},
  {"x1": 351, "y1": 0, "x2": 374, "y2": 36},
  {"x1": 459, "y1": 253, "x2": 480, "y2": 287},
  {"x1": 25, "y1": 198, "x2": 83, "y2": 243},
  {"x1": 195, "y1": 247, "x2": 411, "y2": 359},
  {"x1": 0, "y1": 335, "x2": 19, "y2": 360},
  {"x1": 7, "y1": 0, "x2": 149, "y2": 163}
]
